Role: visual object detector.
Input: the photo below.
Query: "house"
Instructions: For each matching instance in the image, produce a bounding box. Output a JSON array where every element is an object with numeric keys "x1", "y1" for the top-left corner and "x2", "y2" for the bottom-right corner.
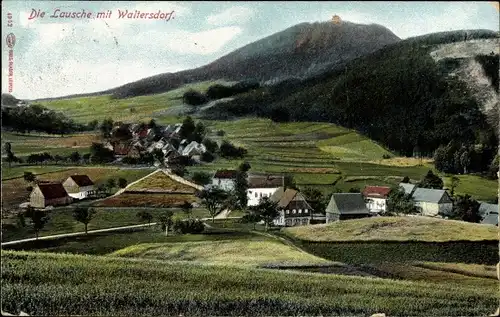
[
  {"x1": 113, "y1": 142, "x2": 131, "y2": 157},
  {"x1": 62, "y1": 175, "x2": 96, "y2": 199},
  {"x1": 270, "y1": 187, "x2": 313, "y2": 226},
  {"x1": 212, "y1": 170, "x2": 238, "y2": 191},
  {"x1": 411, "y1": 188, "x2": 453, "y2": 217},
  {"x1": 325, "y1": 193, "x2": 371, "y2": 223},
  {"x1": 181, "y1": 141, "x2": 206, "y2": 157},
  {"x1": 399, "y1": 183, "x2": 416, "y2": 195},
  {"x1": 147, "y1": 139, "x2": 167, "y2": 153},
  {"x1": 362, "y1": 186, "x2": 392, "y2": 214},
  {"x1": 247, "y1": 174, "x2": 284, "y2": 206},
  {"x1": 30, "y1": 183, "x2": 72, "y2": 208},
  {"x1": 479, "y1": 202, "x2": 498, "y2": 226}
]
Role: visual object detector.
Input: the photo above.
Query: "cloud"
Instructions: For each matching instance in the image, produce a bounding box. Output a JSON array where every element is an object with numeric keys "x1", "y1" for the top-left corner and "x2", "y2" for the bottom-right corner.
[{"x1": 207, "y1": 6, "x2": 255, "y2": 26}]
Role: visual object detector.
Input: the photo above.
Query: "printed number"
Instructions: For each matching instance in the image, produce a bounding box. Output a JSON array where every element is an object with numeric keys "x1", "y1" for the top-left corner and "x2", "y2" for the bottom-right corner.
[{"x1": 7, "y1": 12, "x2": 13, "y2": 27}]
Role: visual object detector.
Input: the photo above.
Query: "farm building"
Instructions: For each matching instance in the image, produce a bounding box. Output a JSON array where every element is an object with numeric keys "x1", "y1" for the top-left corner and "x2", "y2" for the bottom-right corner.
[
  {"x1": 325, "y1": 193, "x2": 371, "y2": 223},
  {"x1": 399, "y1": 183, "x2": 417, "y2": 195},
  {"x1": 30, "y1": 183, "x2": 72, "y2": 209},
  {"x1": 212, "y1": 170, "x2": 238, "y2": 191},
  {"x1": 270, "y1": 187, "x2": 312, "y2": 227},
  {"x1": 362, "y1": 185, "x2": 392, "y2": 214},
  {"x1": 479, "y1": 202, "x2": 498, "y2": 226},
  {"x1": 181, "y1": 141, "x2": 207, "y2": 157},
  {"x1": 247, "y1": 174, "x2": 285, "y2": 206},
  {"x1": 411, "y1": 188, "x2": 453, "y2": 217},
  {"x1": 62, "y1": 175, "x2": 96, "y2": 199}
]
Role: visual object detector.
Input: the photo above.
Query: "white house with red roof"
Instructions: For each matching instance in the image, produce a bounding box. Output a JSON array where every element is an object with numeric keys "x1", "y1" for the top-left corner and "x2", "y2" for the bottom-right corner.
[{"x1": 362, "y1": 185, "x2": 392, "y2": 214}]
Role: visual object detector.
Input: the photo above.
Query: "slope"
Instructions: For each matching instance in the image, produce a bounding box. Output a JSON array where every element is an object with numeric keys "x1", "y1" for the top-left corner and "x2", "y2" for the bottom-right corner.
[{"x1": 34, "y1": 21, "x2": 400, "y2": 100}]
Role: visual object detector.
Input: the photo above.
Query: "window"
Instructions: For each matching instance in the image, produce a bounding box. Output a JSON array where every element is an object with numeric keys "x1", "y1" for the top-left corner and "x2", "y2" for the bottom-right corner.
[
  {"x1": 259, "y1": 193, "x2": 262, "y2": 198},
  {"x1": 286, "y1": 210, "x2": 289, "y2": 214},
  {"x1": 292, "y1": 209, "x2": 296, "y2": 214},
  {"x1": 298, "y1": 209, "x2": 302, "y2": 213},
  {"x1": 304, "y1": 209, "x2": 308, "y2": 213},
  {"x1": 255, "y1": 193, "x2": 258, "y2": 198}
]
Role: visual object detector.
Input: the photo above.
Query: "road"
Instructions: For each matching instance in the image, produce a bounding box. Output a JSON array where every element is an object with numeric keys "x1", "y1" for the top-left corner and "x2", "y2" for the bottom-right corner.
[{"x1": 1, "y1": 216, "x2": 242, "y2": 247}]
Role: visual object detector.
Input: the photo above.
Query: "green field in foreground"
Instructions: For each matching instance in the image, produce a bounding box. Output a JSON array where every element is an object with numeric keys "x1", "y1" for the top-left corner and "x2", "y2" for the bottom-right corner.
[
  {"x1": 1, "y1": 250, "x2": 496, "y2": 316},
  {"x1": 112, "y1": 239, "x2": 332, "y2": 267},
  {"x1": 1, "y1": 207, "x2": 209, "y2": 243},
  {"x1": 283, "y1": 216, "x2": 498, "y2": 242}
]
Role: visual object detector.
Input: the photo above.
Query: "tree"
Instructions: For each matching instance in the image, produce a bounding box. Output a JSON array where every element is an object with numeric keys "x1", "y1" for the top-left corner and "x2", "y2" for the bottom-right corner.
[
  {"x1": 234, "y1": 162, "x2": 251, "y2": 209},
  {"x1": 148, "y1": 119, "x2": 157, "y2": 129},
  {"x1": 24, "y1": 207, "x2": 49, "y2": 240},
  {"x1": 4, "y1": 142, "x2": 14, "y2": 168},
  {"x1": 158, "y1": 210, "x2": 174, "y2": 236},
  {"x1": 284, "y1": 174, "x2": 297, "y2": 190},
  {"x1": 181, "y1": 201, "x2": 193, "y2": 219},
  {"x1": 118, "y1": 178, "x2": 128, "y2": 188},
  {"x1": 198, "y1": 187, "x2": 229, "y2": 222},
  {"x1": 191, "y1": 122, "x2": 206, "y2": 143},
  {"x1": 348, "y1": 187, "x2": 361, "y2": 193},
  {"x1": 112, "y1": 124, "x2": 133, "y2": 141},
  {"x1": 401, "y1": 176, "x2": 410, "y2": 183},
  {"x1": 136, "y1": 210, "x2": 153, "y2": 226},
  {"x1": 100, "y1": 118, "x2": 114, "y2": 138},
  {"x1": 191, "y1": 171, "x2": 212, "y2": 185},
  {"x1": 450, "y1": 175, "x2": 460, "y2": 196},
  {"x1": 251, "y1": 197, "x2": 279, "y2": 231},
  {"x1": 106, "y1": 178, "x2": 116, "y2": 191},
  {"x1": 270, "y1": 107, "x2": 290, "y2": 122},
  {"x1": 179, "y1": 116, "x2": 196, "y2": 140},
  {"x1": 4, "y1": 142, "x2": 12, "y2": 154},
  {"x1": 202, "y1": 138, "x2": 219, "y2": 154},
  {"x1": 418, "y1": 170, "x2": 444, "y2": 189},
  {"x1": 72, "y1": 207, "x2": 97, "y2": 234},
  {"x1": 70, "y1": 151, "x2": 81, "y2": 163},
  {"x1": 302, "y1": 187, "x2": 325, "y2": 214},
  {"x1": 201, "y1": 151, "x2": 215, "y2": 162},
  {"x1": 87, "y1": 119, "x2": 99, "y2": 130},
  {"x1": 459, "y1": 150, "x2": 471, "y2": 174},
  {"x1": 240, "y1": 211, "x2": 262, "y2": 230},
  {"x1": 385, "y1": 188, "x2": 418, "y2": 215},
  {"x1": 23, "y1": 172, "x2": 36, "y2": 184},
  {"x1": 183, "y1": 89, "x2": 208, "y2": 106},
  {"x1": 90, "y1": 142, "x2": 114, "y2": 163},
  {"x1": 449, "y1": 194, "x2": 482, "y2": 223}
]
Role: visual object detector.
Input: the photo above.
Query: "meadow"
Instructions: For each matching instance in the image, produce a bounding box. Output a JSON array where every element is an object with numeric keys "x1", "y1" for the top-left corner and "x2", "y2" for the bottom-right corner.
[
  {"x1": 1, "y1": 166, "x2": 153, "y2": 211},
  {"x1": 111, "y1": 239, "x2": 333, "y2": 267},
  {"x1": 1, "y1": 207, "x2": 209, "y2": 242},
  {"x1": 2, "y1": 131, "x2": 98, "y2": 158},
  {"x1": 1, "y1": 250, "x2": 497, "y2": 316},
  {"x1": 282, "y1": 216, "x2": 499, "y2": 242}
]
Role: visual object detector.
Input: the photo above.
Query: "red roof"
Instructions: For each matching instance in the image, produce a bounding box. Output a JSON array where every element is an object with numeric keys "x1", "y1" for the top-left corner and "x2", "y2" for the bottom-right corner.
[
  {"x1": 37, "y1": 183, "x2": 69, "y2": 200},
  {"x1": 69, "y1": 175, "x2": 94, "y2": 187},
  {"x1": 214, "y1": 170, "x2": 239, "y2": 179},
  {"x1": 137, "y1": 128, "x2": 148, "y2": 138},
  {"x1": 362, "y1": 186, "x2": 392, "y2": 198}
]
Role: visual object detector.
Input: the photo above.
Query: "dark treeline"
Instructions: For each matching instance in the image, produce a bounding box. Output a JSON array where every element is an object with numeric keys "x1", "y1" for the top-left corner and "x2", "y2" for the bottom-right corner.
[
  {"x1": 183, "y1": 81, "x2": 260, "y2": 106},
  {"x1": 202, "y1": 31, "x2": 499, "y2": 174},
  {"x1": 2, "y1": 104, "x2": 98, "y2": 135}
]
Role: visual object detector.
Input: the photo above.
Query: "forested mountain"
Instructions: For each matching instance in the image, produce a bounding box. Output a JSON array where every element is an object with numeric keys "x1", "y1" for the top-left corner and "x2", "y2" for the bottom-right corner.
[
  {"x1": 201, "y1": 30, "x2": 499, "y2": 163},
  {"x1": 34, "y1": 21, "x2": 400, "y2": 101}
]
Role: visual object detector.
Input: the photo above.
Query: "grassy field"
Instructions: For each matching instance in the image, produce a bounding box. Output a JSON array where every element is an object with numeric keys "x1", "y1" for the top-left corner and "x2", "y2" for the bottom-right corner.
[
  {"x1": 1, "y1": 207, "x2": 209, "y2": 242},
  {"x1": 1, "y1": 166, "x2": 153, "y2": 211},
  {"x1": 2, "y1": 132, "x2": 98, "y2": 158},
  {"x1": 2, "y1": 250, "x2": 497, "y2": 316},
  {"x1": 283, "y1": 216, "x2": 498, "y2": 242},
  {"x1": 112, "y1": 239, "x2": 333, "y2": 267},
  {"x1": 443, "y1": 174, "x2": 499, "y2": 202},
  {"x1": 38, "y1": 81, "x2": 233, "y2": 124}
]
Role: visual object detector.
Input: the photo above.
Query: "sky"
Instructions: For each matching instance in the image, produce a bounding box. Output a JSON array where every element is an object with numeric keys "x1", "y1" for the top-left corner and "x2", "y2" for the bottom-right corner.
[{"x1": 1, "y1": 1, "x2": 499, "y2": 100}]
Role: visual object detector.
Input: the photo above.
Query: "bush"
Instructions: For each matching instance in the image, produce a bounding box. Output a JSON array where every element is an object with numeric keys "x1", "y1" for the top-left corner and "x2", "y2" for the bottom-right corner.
[
  {"x1": 216, "y1": 130, "x2": 225, "y2": 136},
  {"x1": 201, "y1": 151, "x2": 215, "y2": 162},
  {"x1": 183, "y1": 90, "x2": 208, "y2": 106},
  {"x1": 382, "y1": 154, "x2": 391, "y2": 159},
  {"x1": 219, "y1": 141, "x2": 247, "y2": 159},
  {"x1": 202, "y1": 138, "x2": 219, "y2": 153},
  {"x1": 172, "y1": 219, "x2": 205, "y2": 234},
  {"x1": 26, "y1": 186, "x2": 33, "y2": 192},
  {"x1": 191, "y1": 171, "x2": 212, "y2": 185}
]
